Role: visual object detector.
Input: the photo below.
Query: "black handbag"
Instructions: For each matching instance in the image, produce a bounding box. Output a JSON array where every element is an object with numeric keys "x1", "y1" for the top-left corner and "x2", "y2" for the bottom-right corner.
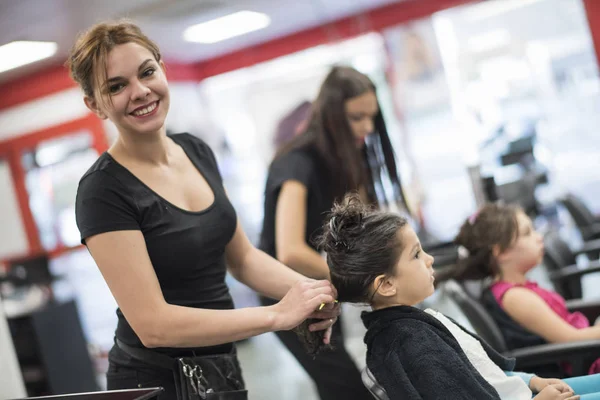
[{"x1": 117, "y1": 340, "x2": 247, "y2": 400}]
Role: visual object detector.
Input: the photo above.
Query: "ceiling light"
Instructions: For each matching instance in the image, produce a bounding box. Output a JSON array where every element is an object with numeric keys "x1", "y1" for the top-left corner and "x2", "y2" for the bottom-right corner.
[
  {"x1": 0, "y1": 41, "x2": 58, "y2": 74},
  {"x1": 183, "y1": 11, "x2": 271, "y2": 44}
]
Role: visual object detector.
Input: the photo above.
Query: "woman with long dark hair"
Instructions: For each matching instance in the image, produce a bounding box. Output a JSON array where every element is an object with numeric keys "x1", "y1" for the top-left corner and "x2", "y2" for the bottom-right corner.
[{"x1": 259, "y1": 66, "x2": 405, "y2": 399}]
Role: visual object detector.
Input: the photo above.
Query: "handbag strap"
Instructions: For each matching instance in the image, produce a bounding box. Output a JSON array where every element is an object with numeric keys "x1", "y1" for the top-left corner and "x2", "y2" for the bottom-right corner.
[{"x1": 116, "y1": 339, "x2": 177, "y2": 370}]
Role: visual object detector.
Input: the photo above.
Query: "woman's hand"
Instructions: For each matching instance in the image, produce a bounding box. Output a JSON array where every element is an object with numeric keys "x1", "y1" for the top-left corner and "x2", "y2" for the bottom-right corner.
[
  {"x1": 272, "y1": 279, "x2": 336, "y2": 332},
  {"x1": 533, "y1": 383, "x2": 579, "y2": 400},
  {"x1": 530, "y1": 377, "x2": 573, "y2": 394},
  {"x1": 307, "y1": 301, "x2": 342, "y2": 344}
]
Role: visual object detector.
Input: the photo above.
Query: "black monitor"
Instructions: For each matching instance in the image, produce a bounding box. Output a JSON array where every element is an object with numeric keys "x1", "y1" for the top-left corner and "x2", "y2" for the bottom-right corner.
[
  {"x1": 7, "y1": 255, "x2": 52, "y2": 286},
  {"x1": 10, "y1": 388, "x2": 164, "y2": 400}
]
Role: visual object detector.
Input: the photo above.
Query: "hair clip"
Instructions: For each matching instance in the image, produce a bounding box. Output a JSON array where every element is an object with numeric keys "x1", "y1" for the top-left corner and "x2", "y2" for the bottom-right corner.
[
  {"x1": 468, "y1": 209, "x2": 481, "y2": 225},
  {"x1": 335, "y1": 240, "x2": 350, "y2": 250},
  {"x1": 457, "y1": 245, "x2": 470, "y2": 260},
  {"x1": 318, "y1": 300, "x2": 339, "y2": 311},
  {"x1": 329, "y1": 217, "x2": 339, "y2": 241}
]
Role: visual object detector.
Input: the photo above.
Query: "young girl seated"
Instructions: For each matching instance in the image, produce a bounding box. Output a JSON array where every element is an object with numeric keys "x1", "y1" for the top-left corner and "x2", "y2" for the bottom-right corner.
[
  {"x1": 450, "y1": 203, "x2": 600, "y2": 374},
  {"x1": 316, "y1": 194, "x2": 600, "y2": 399}
]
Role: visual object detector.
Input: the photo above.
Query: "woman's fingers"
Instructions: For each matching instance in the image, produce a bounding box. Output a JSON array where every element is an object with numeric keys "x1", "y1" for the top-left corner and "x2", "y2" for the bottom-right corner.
[
  {"x1": 323, "y1": 326, "x2": 333, "y2": 344},
  {"x1": 307, "y1": 294, "x2": 336, "y2": 312},
  {"x1": 308, "y1": 316, "x2": 338, "y2": 332},
  {"x1": 304, "y1": 286, "x2": 336, "y2": 311},
  {"x1": 304, "y1": 279, "x2": 333, "y2": 289},
  {"x1": 310, "y1": 303, "x2": 342, "y2": 319}
]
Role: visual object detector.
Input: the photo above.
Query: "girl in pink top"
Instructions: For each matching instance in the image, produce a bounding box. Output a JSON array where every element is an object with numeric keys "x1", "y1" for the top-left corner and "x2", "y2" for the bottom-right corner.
[
  {"x1": 449, "y1": 203, "x2": 600, "y2": 374},
  {"x1": 490, "y1": 281, "x2": 589, "y2": 330}
]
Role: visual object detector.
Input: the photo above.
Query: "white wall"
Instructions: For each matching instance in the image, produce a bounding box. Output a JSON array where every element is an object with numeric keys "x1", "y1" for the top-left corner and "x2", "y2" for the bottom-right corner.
[
  {"x1": 0, "y1": 161, "x2": 29, "y2": 260},
  {"x1": 0, "y1": 296, "x2": 26, "y2": 400}
]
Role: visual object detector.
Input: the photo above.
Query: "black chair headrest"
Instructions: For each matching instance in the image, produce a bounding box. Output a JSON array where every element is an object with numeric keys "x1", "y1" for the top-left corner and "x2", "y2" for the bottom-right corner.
[
  {"x1": 361, "y1": 367, "x2": 390, "y2": 400},
  {"x1": 443, "y1": 280, "x2": 508, "y2": 352},
  {"x1": 561, "y1": 194, "x2": 595, "y2": 227}
]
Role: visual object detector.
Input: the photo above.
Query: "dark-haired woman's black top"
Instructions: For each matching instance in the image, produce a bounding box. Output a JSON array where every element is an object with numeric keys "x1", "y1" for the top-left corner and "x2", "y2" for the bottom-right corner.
[
  {"x1": 75, "y1": 133, "x2": 237, "y2": 359},
  {"x1": 259, "y1": 145, "x2": 334, "y2": 258}
]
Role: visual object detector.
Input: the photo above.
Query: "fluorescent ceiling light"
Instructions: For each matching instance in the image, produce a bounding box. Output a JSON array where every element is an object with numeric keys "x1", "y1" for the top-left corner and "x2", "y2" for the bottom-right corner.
[
  {"x1": 0, "y1": 41, "x2": 58, "y2": 74},
  {"x1": 465, "y1": 0, "x2": 546, "y2": 21},
  {"x1": 184, "y1": 11, "x2": 270, "y2": 44}
]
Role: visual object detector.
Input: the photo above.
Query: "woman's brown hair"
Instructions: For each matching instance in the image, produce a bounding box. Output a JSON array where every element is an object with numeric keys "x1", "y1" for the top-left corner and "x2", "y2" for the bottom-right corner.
[
  {"x1": 275, "y1": 66, "x2": 405, "y2": 207},
  {"x1": 66, "y1": 19, "x2": 161, "y2": 102}
]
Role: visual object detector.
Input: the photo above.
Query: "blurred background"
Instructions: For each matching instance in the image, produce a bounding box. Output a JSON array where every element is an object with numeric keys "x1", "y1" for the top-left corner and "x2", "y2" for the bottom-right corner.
[{"x1": 1, "y1": 0, "x2": 600, "y2": 398}]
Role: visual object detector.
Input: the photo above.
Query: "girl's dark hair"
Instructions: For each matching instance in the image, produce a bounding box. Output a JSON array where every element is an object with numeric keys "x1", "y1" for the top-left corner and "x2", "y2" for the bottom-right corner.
[
  {"x1": 319, "y1": 193, "x2": 408, "y2": 302},
  {"x1": 444, "y1": 203, "x2": 521, "y2": 281},
  {"x1": 275, "y1": 66, "x2": 404, "y2": 207},
  {"x1": 297, "y1": 193, "x2": 408, "y2": 355}
]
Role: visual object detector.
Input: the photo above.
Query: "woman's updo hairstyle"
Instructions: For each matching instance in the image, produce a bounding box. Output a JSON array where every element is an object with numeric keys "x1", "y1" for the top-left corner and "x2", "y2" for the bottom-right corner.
[{"x1": 66, "y1": 19, "x2": 161, "y2": 102}]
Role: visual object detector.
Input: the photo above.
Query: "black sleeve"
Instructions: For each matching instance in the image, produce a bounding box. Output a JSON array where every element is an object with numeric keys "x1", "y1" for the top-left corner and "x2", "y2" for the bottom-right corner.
[
  {"x1": 180, "y1": 133, "x2": 224, "y2": 184},
  {"x1": 268, "y1": 151, "x2": 315, "y2": 191},
  {"x1": 371, "y1": 325, "x2": 501, "y2": 400},
  {"x1": 75, "y1": 171, "x2": 140, "y2": 245}
]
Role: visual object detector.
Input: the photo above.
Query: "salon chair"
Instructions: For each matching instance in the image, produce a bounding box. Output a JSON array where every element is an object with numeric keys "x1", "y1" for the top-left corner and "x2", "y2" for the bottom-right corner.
[
  {"x1": 543, "y1": 231, "x2": 600, "y2": 300},
  {"x1": 361, "y1": 366, "x2": 389, "y2": 400},
  {"x1": 560, "y1": 194, "x2": 600, "y2": 241},
  {"x1": 443, "y1": 280, "x2": 600, "y2": 377}
]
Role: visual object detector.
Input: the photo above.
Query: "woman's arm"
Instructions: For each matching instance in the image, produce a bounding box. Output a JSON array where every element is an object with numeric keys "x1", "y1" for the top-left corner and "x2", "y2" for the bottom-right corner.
[
  {"x1": 502, "y1": 287, "x2": 600, "y2": 342},
  {"x1": 226, "y1": 217, "x2": 308, "y2": 300},
  {"x1": 274, "y1": 180, "x2": 330, "y2": 280},
  {"x1": 86, "y1": 230, "x2": 335, "y2": 349},
  {"x1": 225, "y1": 218, "x2": 340, "y2": 336}
]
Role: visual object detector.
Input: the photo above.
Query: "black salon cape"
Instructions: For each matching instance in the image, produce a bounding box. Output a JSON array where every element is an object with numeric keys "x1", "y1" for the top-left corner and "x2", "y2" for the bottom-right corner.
[{"x1": 362, "y1": 305, "x2": 517, "y2": 400}]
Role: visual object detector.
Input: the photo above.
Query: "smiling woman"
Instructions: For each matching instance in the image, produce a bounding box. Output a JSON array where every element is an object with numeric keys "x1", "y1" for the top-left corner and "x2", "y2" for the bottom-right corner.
[
  {"x1": 65, "y1": 20, "x2": 340, "y2": 400},
  {"x1": 84, "y1": 44, "x2": 170, "y2": 137}
]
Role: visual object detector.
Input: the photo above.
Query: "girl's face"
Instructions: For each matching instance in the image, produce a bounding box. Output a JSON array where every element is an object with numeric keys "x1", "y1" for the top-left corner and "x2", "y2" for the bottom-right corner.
[
  {"x1": 344, "y1": 90, "x2": 378, "y2": 148},
  {"x1": 498, "y1": 212, "x2": 544, "y2": 273},
  {"x1": 85, "y1": 42, "x2": 170, "y2": 138},
  {"x1": 373, "y1": 226, "x2": 435, "y2": 308}
]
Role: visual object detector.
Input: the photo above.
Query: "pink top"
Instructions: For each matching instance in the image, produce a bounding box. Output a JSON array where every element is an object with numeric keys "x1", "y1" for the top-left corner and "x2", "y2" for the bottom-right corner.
[{"x1": 490, "y1": 280, "x2": 589, "y2": 329}]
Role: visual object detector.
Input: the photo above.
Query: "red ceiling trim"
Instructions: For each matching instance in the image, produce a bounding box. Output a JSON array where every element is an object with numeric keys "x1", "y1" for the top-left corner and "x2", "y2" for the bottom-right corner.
[
  {"x1": 194, "y1": 0, "x2": 477, "y2": 78},
  {"x1": 0, "y1": 0, "x2": 478, "y2": 111},
  {"x1": 583, "y1": 0, "x2": 600, "y2": 67},
  {"x1": 0, "y1": 61, "x2": 203, "y2": 111},
  {"x1": 0, "y1": 64, "x2": 77, "y2": 111}
]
